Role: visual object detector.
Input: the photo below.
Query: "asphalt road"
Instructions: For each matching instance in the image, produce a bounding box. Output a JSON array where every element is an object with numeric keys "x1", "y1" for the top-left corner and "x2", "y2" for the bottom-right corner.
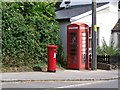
[
  {"x1": 1, "y1": 79, "x2": 119, "y2": 89},
  {"x1": 57, "y1": 79, "x2": 119, "y2": 88}
]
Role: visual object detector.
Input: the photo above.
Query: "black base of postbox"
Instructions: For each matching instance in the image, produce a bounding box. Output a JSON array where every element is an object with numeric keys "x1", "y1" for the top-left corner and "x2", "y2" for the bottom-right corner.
[{"x1": 47, "y1": 70, "x2": 56, "y2": 73}]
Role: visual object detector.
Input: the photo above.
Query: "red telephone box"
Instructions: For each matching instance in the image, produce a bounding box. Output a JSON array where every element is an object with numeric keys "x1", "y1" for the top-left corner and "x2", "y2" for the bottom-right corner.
[{"x1": 67, "y1": 22, "x2": 90, "y2": 70}]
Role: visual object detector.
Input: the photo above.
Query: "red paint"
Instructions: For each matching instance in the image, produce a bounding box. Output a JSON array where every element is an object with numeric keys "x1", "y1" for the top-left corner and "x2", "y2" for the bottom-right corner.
[
  {"x1": 67, "y1": 22, "x2": 90, "y2": 70},
  {"x1": 47, "y1": 45, "x2": 57, "y2": 72}
]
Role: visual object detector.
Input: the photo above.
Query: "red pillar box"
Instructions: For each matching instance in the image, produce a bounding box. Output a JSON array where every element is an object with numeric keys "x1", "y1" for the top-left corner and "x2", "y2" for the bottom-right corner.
[{"x1": 47, "y1": 45, "x2": 57, "y2": 72}]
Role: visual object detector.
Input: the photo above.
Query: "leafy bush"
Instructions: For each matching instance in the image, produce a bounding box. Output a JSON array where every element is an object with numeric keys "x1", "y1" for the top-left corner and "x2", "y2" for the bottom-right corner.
[
  {"x1": 97, "y1": 38, "x2": 120, "y2": 56},
  {"x1": 56, "y1": 38, "x2": 66, "y2": 68},
  {"x1": 2, "y1": 2, "x2": 59, "y2": 68}
]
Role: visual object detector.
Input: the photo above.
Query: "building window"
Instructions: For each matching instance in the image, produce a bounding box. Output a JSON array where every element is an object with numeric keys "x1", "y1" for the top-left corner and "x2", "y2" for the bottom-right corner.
[{"x1": 119, "y1": 1, "x2": 120, "y2": 10}]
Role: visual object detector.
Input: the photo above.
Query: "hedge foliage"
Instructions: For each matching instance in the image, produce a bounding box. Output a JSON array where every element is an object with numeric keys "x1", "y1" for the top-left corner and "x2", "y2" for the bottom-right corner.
[{"x1": 2, "y1": 2, "x2": 59, "y2": 67}]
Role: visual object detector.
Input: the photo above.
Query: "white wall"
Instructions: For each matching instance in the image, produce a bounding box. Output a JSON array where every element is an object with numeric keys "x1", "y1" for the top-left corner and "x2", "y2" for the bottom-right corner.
[
  {"x1": 111, "y1": 33, "x2": 118, "y2": 47},
  {"x1": 109, "y1": 1, "x2": 118, "y2": 13},
  {"x1": 71, "y1": 5, "x2": 118, "y2": 46},
  {"x1": 97, "y1": 12, "x2": 118, "y2": 46}
]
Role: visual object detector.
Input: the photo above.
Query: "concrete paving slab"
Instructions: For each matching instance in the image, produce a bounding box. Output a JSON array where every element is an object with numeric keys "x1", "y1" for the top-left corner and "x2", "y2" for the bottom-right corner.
[{"x1": 1, "y1": 69, "x2": 119, "y2": 82}]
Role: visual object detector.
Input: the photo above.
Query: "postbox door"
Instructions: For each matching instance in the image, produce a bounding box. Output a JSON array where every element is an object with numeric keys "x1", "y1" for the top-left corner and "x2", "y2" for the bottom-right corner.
[{"x1": 67, "y1": 31, "x2": 78, "y2": 68}]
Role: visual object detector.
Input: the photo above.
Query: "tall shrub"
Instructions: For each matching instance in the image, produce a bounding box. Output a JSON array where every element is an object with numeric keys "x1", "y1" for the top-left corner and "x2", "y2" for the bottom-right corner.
[
  {"x1": 2, "y1": 2, "x2": 59, "y2": 67},
  {"x1": 97, "y1": 38, "x2": 120, "y2": 56}
]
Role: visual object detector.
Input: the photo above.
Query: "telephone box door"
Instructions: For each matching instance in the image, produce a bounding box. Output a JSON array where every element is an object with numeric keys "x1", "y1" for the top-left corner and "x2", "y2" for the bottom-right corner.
[
  {"x1": 81, "y1": 29, "x2": 89, "y2": 69},
  {"x1": 67, "y1": 30, "x2": 78, "y2": 69}
]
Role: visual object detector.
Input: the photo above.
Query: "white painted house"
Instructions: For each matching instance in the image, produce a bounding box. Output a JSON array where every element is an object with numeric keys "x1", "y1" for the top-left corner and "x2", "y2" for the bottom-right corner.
[
  {"x1": 110, "y1": 1, "x2": 120, "y2": 49},
  {"x1": 71, "y1": 1, "x2": 118, "y2": 45},
  {"x1": 55, "y1": 0, "x2": 119, "y2": 54}
]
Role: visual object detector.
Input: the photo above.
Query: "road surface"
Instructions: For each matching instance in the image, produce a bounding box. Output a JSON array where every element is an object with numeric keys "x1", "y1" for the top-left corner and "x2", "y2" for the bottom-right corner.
[{"x1": 2, "y1": 79, "x2": 119, "y2": 89}]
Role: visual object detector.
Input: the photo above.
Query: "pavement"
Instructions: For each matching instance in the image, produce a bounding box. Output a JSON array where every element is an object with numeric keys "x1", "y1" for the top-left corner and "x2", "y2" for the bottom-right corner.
[{"x1": 0, "y1": 69, "x2": 119, "y2": 82}]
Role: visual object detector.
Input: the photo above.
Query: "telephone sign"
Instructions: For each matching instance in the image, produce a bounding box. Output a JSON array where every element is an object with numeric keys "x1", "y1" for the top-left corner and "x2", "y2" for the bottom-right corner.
[{"x1": 68, "y1": 27, "x2": 78, "y2": 30}]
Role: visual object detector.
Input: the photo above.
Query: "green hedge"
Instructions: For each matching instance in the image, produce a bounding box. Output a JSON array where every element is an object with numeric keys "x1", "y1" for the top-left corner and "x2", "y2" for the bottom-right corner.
[{"x1": 2, "y1": 2, "x2": 59, "y2": 67}]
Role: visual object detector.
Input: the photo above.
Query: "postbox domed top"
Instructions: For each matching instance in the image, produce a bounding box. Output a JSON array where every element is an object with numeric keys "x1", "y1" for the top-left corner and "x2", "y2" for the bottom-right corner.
[{"x1": 47, "y1": 45, "x2": 57, "y2": 48}]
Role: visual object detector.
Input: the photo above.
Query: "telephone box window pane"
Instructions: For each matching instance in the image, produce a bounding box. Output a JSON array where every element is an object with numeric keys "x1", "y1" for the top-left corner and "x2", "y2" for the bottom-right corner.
[
  {"x1": 82, "y1": 48, "x2": 86, "y2": 52},
  {"x1": 82, "y1": 41, "x2": 86, "y2": 44},
  {"x1": 69, "y1": 32, "x2": 77, "y2": 63},
  {"x1": 82, "y1": 37, "x2": 86, "y2": 41},
  {"x1": 82, "y1": 53, "x2": 86, "y2": 64},
  {"x1": 71, "y1": 55, "x2": 77, "y2": 64},
  {"x1": 82, "y1": 33, "x2": 86, "y2": 37}
]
